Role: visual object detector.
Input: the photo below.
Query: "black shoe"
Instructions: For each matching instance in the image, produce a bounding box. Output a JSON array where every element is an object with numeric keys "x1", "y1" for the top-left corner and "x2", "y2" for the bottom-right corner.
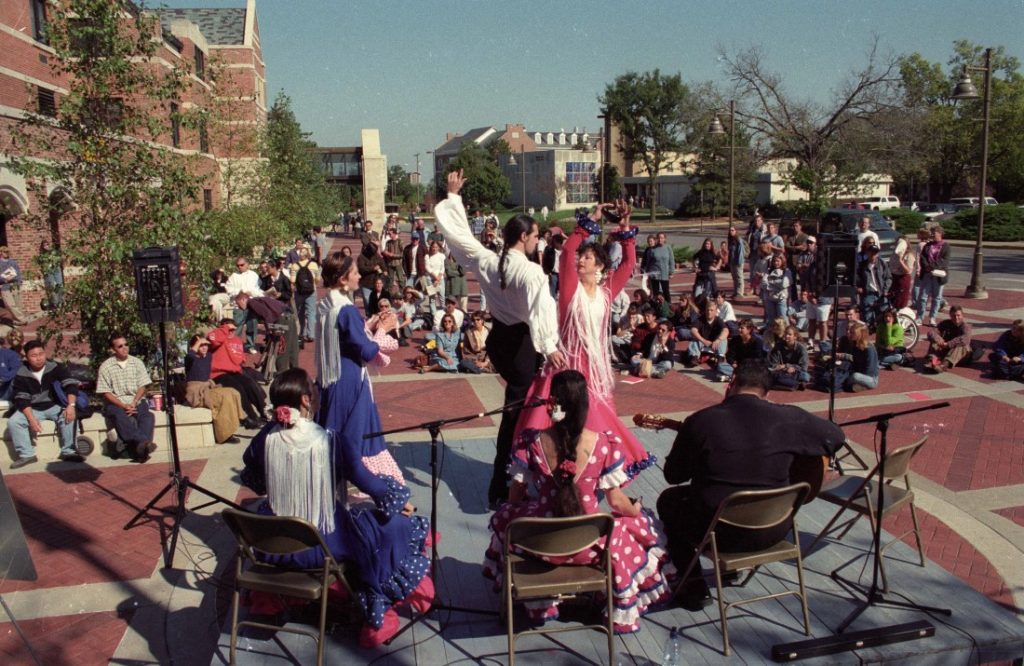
[
  {"x1": 971, "y1": 347, "x2": 985, "y2": 363},
  {"x1": 676, "y1": 578, "x2": 713, "y2": 612},
  {"x1": 241, "y1": 418, "x2": 259, "y2": 430},
  {"x1": 134, "y1": 441, "x2": 157, "y2": 462},
  {"x1": 10, "y1": 455, "x2": 38, "y2": 469},
  {"x1": 59, "y1": 452, "x2": 85, "y2": 463},
  {"x1": 224, "y1": 436, "x2": 241, "y2": 444}
]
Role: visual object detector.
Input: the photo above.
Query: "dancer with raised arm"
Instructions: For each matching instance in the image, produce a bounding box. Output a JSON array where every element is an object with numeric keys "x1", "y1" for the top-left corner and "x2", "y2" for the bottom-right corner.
[
  {"x1": 515, "y1": 200, "x2": 654, "y2": 480},
  {"x1": 434, "y1": 170, "x2": 566, "y2": 507}
]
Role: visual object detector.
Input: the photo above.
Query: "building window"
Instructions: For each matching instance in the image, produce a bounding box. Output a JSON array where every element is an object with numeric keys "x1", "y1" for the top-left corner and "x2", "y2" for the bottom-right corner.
[
  {"x1": 565, "y1": 162, "x2": 597, "y2": 203},
  {"x1": 170, "y1": 102, "x2": 180, "y2": 148},
  {"x1": 199, "y1": 116, "x2": 209, "y2": 153},
  {"x1": 194, "y1": 47, "x2": 206, "y2": 81},
  {"x1": 31, "y1": 0, "x2": 48, "y2": 43},
  {"x1": 203, "y1": 189, "x2": 213, "y2": 211},
  {"x1": 37, "y1": 88, "x2": 57, "y2": 117}
]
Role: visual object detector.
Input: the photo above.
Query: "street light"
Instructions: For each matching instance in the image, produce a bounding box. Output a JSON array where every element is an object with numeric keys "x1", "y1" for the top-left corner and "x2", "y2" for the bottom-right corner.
[
  {"x1": 951, "y1": 47, "x2": 992, "y2": 300},
  {"x1": 707, "y1": 100, "x2": 736, "y2": 225}
]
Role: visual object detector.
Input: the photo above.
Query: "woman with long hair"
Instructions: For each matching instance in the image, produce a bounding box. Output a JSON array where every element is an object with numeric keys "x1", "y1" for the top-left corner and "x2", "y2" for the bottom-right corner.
[
  {"x1": 419, "y1": 313, "x2": 460, "y2": 374},
  {"x1": 314, "y1": 251, "x2": 404, "y2": 483},
  {"x1": 485, "y1": 370, "x2": 674, "y2": 634},
  {"x1": 514, "y1": 201, "x2": 654, "y2": 481},
  {"x1": 241, "y1": 368, "x2": 432, "y2": 648},
  {"x1": 692, "y1": 237, "x2": 720, "y2": 299}
]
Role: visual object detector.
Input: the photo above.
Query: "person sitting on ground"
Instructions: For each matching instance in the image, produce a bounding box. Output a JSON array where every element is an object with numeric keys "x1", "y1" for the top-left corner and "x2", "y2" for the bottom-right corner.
[
  {"x1": 208, "y1": 267, "x2": 230, "y2": 321},
  {"x1": 365, "y1": 276, "x2": 389, "y2": 316},
  {"x1": 876, "y1": 307, "x2": 911, "y2": 370},
  {"x1": 484, "y1": 369, "x2": 673, "y2": 634},
  {"x1": 818, "y1": 304, "x2": 860, "y2": 357},
  {"x1": 714, "y1": 291, "x2": 738, "y2": 335},
  {"x1": 96, "y1": 335, "x2": 157, "y2": 462},
  {"x1": 628, "y1": 304, "x2": 659, "y2": 360},
  {"x1": 420, "y1": 313, "x2": 461, "y2": 374},
  {"x1": 206, "y1": 319, "x2": 268, "y2": 429},
  {"x1": 687, "y1": 299, "x2": 729, "y2": 372},
  {"x1": 0, "y1": 329, "x2": 23, "y2": 403},
  {"x1": 657, "y1": 360, "x2": 844, "y2": 610},
  {"x1": 990, "y1": 319, "x2": 1024, "y2": 380},
  {"x1": 651, "y1": 292, "x2": 672, "y2": 320},
  {"x1": 460, "y1": 311, "x2": 493, "y2": 373},
  {"x1": 719, "y1": 318, "x2": 766, "y2": 382},
  {"x1": 8, "y1": 340, "x2": 83, "y2": 468},
  {"x1": 925, "y1": 305, "x2": 976, "y2": 373},
  {"x1": 822, "y1": 321, "x2": 879, "y2": 392},
  {"x1": 184, "y1": 334, "x2": 243, "y2": 444},
  {"x1": 396, "y1": 287, "x2": 426, "y2": 344},
  {"x1": 631, "y1": 319, "x2": 675, "y2": 378},
  {"x1": 241, "y1": 368, "x2": 432, "y2": 648},
  {"x1": 611, "y1": 302, "x2": 641, "y2": 364},
  {"x1": 670, "y1": 294, "x2": 700, "y2": 341},
  {"x1": 431, "y1": 296, "x2": 465, "y2": 332},
  {"x1": 768, "y1": 325, "x2": 810, "y2": 390}
]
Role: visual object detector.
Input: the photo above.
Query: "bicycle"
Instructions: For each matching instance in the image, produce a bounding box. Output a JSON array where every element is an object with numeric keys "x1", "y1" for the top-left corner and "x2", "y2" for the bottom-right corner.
[
  {"x1": 865, "y1": 298, "x2": 919, "y2": 350},
  {"x1": 258, "y1": 322, "x2": 289, "y2": 384}
]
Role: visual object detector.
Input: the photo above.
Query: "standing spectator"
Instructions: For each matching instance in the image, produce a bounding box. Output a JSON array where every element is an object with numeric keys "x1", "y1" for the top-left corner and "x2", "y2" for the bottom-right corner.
[
  {"x1": 289, "y1": 246, "x2": 320, "y2": 342},
  {"x1": 990, "y1": 319, "x2": 1024, "y2": 380},
  {"x1": 226, "y1": 257, "x2": 263, "y2": 353},
  {"x1": 768, "y1": 325, "x2": 810, "y2": 390},
  {"x1": 925, "y1": 305, "x2": 975, "y2": 373},
  {"x1": 97, "y1": 335, "x2": 157, "y2": 462},
  {"x1": 888, "y1": 236, "x2": 916, "y2": 309},
  {"x1": 382, "y1": 227, "x2": 406, "y2": 288},
  {"x1": 37, "y1": 239, "x2": 64, "y2": 311},
  {"x1": 265, "y1": 260, "x2": 293, "y2": 307},
  {"x1": 750, "y1": 240, "x2": 773, "y2": 302},
  {"x1": 793, "y1": 236, "x2": 816, "y2": 295},
  {"x1": 8, "y1": 340, "x2": 83, "y2": 467},
  {"x1": 648, "y1": 233, "x2": 674, "y2": 300},
  {"x1": 0, "y1": 329, "x2": 23, "y2": 402},
  {"x1": 425, "y1": 240, "x2": 447, "y2": 313},
  {"x1": 856, "y1": 245, "x2": 891, "y2": 327},
  {"x1": 785, "y1": 220, "x2": 809, "y2": 271},
  {"x1": 471, "y1": 210, "x2": 486, "y2": 236},
  {"x1": 410, "y1": 218, "x2": 428, "y2": 245},
  {"x1": 855, "y1": 216, "x2": 880, "y2": 268},
  {"x1": 762, "y1": 222, "x2": 785, "y2": 256},
  {"x1": 639, "y1": 234, "x2": 657, "y2": 293},
  {"x1": 359, "y1": 220, "x2": 380, "y2": 248},
  {"x1": 542, "y1": 234, "x2": 564, "y2": 298},
  {"x1": 285, "y1": 239, "x2": 304, "y2": 265},
  {"x1": 403, "y1": 235, "x2": 426, "y2": 289},
  {"x1": 761, "y1": 254, "x2": 791, "y2": 326},
  {"x1": 445, "y1": 253, "x2": 468, "y2": 311},
  {"x1": 692, "y1": 238, "x2": 720, "y2": 299},
  {"x1": 727, "y1": 225, "x2": 746, "y2": 297},
  {"x1": 0, "y1": 246, "x2": 27, "y2": 325},
  {"x1": 915, "y1": 226, "x2": 950, "y2": 327},
  {"x1": 311, "y1": 226, "x2": 329, "y2": 264},
  {"x1": 357, "y1": 240, "x2": 387, "y2": 311},
  {"x1": 365, "y1": 277, "x2": 389, "y2": 317},
  {"x1": 746, "y1": 213, "x2": 765, "y2": 251}
]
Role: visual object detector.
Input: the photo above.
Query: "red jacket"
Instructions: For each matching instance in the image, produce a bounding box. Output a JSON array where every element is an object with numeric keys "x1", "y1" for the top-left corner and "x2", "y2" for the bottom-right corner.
[{"x1": 206, "y1": 325, "x2": 245, "y2": 378}]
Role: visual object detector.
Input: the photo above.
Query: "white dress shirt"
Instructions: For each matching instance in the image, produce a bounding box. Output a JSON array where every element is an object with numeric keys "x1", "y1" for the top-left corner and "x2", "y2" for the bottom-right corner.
[
  {"x1": 225, "y1": 269, "x2": 264, "y2": 298},
  {"x1": 434, "y1": 193, "x2": 559, "y2": 356}
]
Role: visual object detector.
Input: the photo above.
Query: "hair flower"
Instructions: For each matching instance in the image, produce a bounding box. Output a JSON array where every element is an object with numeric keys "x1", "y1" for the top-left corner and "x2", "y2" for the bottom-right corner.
[
  {"x1": 275, "y1": 406, "x2": 299, "y2": 427},
  {"x1": 558, "y1": 460, "x2": 577, "y2": 475}
]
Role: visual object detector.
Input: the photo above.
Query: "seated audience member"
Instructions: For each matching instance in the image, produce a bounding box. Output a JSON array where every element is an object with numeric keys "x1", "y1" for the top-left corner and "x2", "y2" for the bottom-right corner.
[
  {"x1": 657, "y1": 360, "x2": 844, "y2": 610},
  {"x1": 396, "y1": 287, "x2": 427, "y2": 344},
  {"x1": 719, "y1": 318, "x2": 766, "y2": 382},
  {"x1": 460, "y1": 311, "x2": 493, "y2": 373},
  {"x1": 876, "y1": 307, "x2": 911, "y2": 369},
  {"x1": 240, "y1": 368, "x2": 432, "y2": 648},
  {"x1": 431, "y1": 296, "x2": 465, "y2": 332},
  {"x1": 670, "y1": 295, "x2": 700, "y2": 341},
  {"x1": 631, "y1": 320, "x2": 675, "y2": 378},
  {"x1": 0, "y1": 329, "x2": 23, "y2": 402},
  {"x1": 714, "y1": 291, "x2": 738, "y2": 335},
  {"x1": 687, "y1": 299, "x2": 729, "y2": 370},
  {"x1": 611, "y1": 303, "x2": 641, "y2": 363},
  {"x1": 208, "y1": 267, "x2": 230, "y2": 321},
  {"x1": 225, "y1": 257, "x2": 264, "y2": 352},
  {"x1": 828, "y1": 321, "x2": 879, "y2": 392},
  {"x1": 366, "y1": 276, "x2": 389, "y2": 316},
  {"x1": 652, "y1": 292, "x2": 672, "y2": 320},
  {"x1": 925, "y1": 305, "x2": 975, "y2": 373},
  {"x1": 184, "y1": 334, "x2": 243, "y2": 443},
  {"x1": 817, "y1": 305, "x2": 860, "y2": 357},
  {"x1": 485, "y1": 370, "x2": 673, "y2": 634},
  {"x1": 629, "y1": 305, "x2": 659, "y2": 360},
  {"x1": 9, "y1": 340, "x2": 83, "y2": 468},
  {"x1": 97, "y1": 335, "x2": 157, "y2": 462},
  {"x1": 206, "y1": 319, "x2": 268, "y2": 428},
  {"x1": 420, "y1": 313, "x2": 461, "y2": 374},
  {"x1": 769, "y1": 325, "x2": 810, "y2": 390},
  {"x1": 609, "y1": 288, "x2": 630, "y2": 333},
  {"x1": 990, "y1": 319, "x2": 1024, "y2": 380},
  {"x1": 761, "y1": 317, "x2": 787, "y2": 355}
]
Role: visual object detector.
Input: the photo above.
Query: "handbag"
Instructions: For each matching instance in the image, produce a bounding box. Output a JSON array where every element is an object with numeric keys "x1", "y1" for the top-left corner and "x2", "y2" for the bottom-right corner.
[
  {"x1": 637, "y1": 359, "x2": 654, "y2": 378},
  {"x1": 931, "y1": 269, "x2": 947, "y2": 278}
]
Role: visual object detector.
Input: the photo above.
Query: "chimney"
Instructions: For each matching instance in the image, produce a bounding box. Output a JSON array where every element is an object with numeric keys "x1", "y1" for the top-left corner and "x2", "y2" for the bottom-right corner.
[{"x1": 446, "y1": 132, "x2": 456, "y2": 141}]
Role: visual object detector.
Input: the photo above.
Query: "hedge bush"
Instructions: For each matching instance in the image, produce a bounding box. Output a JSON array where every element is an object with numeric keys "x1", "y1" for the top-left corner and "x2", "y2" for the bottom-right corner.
[{"x1": 951, "y1": 204, "x2": 1024, "y2": 241}]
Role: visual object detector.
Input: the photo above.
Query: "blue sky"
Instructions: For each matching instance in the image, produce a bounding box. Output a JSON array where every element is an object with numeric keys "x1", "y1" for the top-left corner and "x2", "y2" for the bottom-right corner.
[{"x1": 157, "y1": 0, "x2": 1024, "y2": 180}]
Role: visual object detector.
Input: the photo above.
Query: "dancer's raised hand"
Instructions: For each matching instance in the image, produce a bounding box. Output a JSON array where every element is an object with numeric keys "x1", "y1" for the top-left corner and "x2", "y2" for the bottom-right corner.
[{"x1": 447, "y1": 169, "x2": 467, "y2": 195}]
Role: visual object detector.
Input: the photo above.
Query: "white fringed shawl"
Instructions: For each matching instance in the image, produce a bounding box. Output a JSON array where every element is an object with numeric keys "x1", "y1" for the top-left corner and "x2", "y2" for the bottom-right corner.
[
  {"x1": 315, "y1": 289, "x2": 352, "y2": 388},
  {"x1": 562, "y1": 283, "x2": 615, "y2": 402},
  {"x1": 264, "y1": 417, "x2": 336, "y2": 533}
]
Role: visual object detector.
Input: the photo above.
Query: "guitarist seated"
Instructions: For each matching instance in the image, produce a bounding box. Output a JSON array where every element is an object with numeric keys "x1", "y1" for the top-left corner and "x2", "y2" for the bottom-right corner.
[{"x1": 655, "y1": 359, "x2": 845, "y2": 610}]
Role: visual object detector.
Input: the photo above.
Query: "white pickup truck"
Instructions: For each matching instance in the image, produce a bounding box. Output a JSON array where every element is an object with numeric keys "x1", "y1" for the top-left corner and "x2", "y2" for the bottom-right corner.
[{"x1": 858, "y1": 195, "x2": 901, "y2": 211}]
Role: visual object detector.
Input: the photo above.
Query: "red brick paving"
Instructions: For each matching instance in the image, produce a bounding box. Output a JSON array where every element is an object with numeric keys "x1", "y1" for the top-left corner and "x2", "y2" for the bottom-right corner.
[
  {"x1": 373, "y1": 378, "x2": 492, "y2": 431},
  {"x1": 994, "y1": 505, "x2": 1024, "y2": 529},
  {"x1": 0, "y1": 460, "x2": 207, "y2": 593},
  {"x1": 0, "y1": 610, "x2": 127, "y2": 666},
  {"x1": 947, "y1": 289, "x2": 1024, "y2": 313}
]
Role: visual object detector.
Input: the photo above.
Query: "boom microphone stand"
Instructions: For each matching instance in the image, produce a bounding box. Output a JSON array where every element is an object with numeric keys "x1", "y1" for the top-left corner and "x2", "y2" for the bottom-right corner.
[
  {"x1": 833, "y1": 402, "x2": 952, "y2": 633},
  {"x1": 123, "y1": 322, "x2": 242, "y2": 568},
  {"x1": 364, "y1": 396, "x2": 547, "y2": 644}
]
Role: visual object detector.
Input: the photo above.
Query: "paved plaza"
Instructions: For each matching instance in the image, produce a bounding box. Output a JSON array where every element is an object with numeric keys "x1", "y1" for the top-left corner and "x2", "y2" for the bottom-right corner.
[{"x1": 1, "y1": 231, "x2": 1023, "y2": 664}]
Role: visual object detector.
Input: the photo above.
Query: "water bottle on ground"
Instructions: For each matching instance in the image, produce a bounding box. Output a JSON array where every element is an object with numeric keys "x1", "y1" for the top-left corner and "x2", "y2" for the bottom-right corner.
[{"x1": 661, "y1": 627, "x2": 681, "y2": 665}]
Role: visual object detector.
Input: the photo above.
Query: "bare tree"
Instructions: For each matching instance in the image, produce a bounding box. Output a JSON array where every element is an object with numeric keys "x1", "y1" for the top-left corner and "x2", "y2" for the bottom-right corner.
[{"x1": 719, "y1": 37, "x2": 902, "y2": 207}]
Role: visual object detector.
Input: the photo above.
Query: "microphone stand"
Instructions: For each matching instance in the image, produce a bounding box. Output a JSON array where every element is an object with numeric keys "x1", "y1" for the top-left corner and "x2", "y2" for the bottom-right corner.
[
  {"x1": 832, "y1": 401, "x2": 952, "y2": 633},
  {"x1": 363, "y1": 396, "x2": 546, "y2": 645}
]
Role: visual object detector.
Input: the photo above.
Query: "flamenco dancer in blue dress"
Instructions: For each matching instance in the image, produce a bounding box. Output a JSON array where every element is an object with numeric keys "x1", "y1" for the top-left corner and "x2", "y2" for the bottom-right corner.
[
  {"x1": 314, "y1": 251, "x2": 406, "y2": 482},
  {"x1": 241, "y1": 368, "x2": 432, "y2": 647}
]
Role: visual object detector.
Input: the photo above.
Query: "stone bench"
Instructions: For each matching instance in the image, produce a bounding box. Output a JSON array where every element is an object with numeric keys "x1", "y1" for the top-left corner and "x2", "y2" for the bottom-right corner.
[{"x1": 2, "y1": 404, "x2": 216, "y2": 462}]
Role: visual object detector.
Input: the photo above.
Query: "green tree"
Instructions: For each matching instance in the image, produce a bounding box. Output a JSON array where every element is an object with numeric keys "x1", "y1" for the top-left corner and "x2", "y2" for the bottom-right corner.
[
  {"x1": 387, "y1": 164, "x2": 414, "y2": 202},
  {"x1": 719, "y1": 39, "x2": 902, "y2": 208},
  {"x1": 10, "y1": 0, "x2": 210, "y2": 363},
  {"x1": 600, "y1": 69, "x2": 697, "y2": 222},
  {"x1": 687, "y1": 112, "x2": 759, "y2": 218},
  {"x1": 486, "y1": 138, "x2": 511, "y2": 163},
  {"x1": 442, "y1": 142, "x2": 510, "y2": 209},
  {"x1": 594, "y1": 164, "x2": 622, "y2": 202}
]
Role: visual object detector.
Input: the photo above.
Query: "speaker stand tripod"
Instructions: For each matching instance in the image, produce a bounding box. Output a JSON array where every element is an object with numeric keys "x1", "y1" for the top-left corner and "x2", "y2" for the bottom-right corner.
[{"x1": 123, "y1": 321, "x2": 241, "y2": 568}]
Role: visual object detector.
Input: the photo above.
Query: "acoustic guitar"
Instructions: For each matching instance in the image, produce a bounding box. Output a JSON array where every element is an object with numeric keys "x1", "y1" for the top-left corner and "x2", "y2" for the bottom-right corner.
[{"x1": 632, "y1": 413, "x2": 828, "y2": 503}]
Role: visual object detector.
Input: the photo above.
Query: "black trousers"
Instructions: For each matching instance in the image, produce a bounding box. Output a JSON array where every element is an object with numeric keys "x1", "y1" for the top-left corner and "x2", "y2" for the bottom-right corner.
[
  {"x1": 214, "y1": 373, "x2": 266, "y2": 421},
  {"x1": 652, "y1": 278, "x2": 671, "y2": 300},
  {"x1": 485, "y1": 319, "x2": 541, "y2": 504}
]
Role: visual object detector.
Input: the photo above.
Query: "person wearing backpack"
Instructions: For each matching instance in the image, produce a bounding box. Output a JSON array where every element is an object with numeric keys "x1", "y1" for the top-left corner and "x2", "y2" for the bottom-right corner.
[{"x1": 289, "y1": 245, "x2": 320, "y2": 342}]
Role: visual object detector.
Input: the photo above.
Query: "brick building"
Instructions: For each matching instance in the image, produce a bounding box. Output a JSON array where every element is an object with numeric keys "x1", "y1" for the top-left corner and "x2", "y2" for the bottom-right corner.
[{"x1": 0, "y1": 0, "x2": 266, "y2": 313}]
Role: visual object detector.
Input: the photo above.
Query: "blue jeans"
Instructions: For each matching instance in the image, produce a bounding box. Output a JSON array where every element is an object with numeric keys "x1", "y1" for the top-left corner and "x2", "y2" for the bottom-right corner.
[
  {"x1": 880, "y1": 351, "x2": 906, "y2": 368},
  {"x1": 549, "y1": 272, "x2": 559, "y2": 298},
  {"x1": 103, "y1": 401, "x2": 155, "y2": 446},
  {"x1": 232, "y1": 308, "x2": 258, "y2": 350},
  {"x1": 9, "y1": 404, "x2": 77, "y2": 459},
  {"x1": 763, "y1": 299, "x2": 787, "y2": 326},
  {"x1": 631, "y1": 358, "x2": 673, "y2": 375},
  {"x1": 297, "y1": 291, "x2": 316, "y2": 338},
  {"x1": 848, "y1": 373, "x2": 878, "y2": 390},
  {"x1": 689, "y1": 339, "x2": 729, "y2": 375},
  {"x1": 991, "y1": 354, "x2": 1024, "y2": 380},
  {"x1": 915, "y1": 274, "x2": 944, "y2": 322},
  {"x1": 859, "y1": 293, "x2": 880, "y2": 328}
]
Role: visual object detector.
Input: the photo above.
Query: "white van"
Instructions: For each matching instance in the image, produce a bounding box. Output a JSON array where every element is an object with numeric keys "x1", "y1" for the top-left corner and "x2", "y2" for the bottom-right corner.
[
  {"x1": 858, "y1": 195, "x2": 901, "y2": 211},
  {"x1": 948, "y1": 197, "x2": 998, "y2": 207}
]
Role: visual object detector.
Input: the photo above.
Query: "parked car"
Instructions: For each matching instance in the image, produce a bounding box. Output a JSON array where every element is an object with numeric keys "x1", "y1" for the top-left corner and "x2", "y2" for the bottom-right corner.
[
  {"x1": 918, "y1": 203, "x2": 956, "y2": 220},
  {"x1": 814, "y1": 209, "x2": 900, "y2": 259},
  {"x1": 949, "y1": 196, "x2": 998, "y2": 207},
  {"x1": 857, "y1": 195, "x2": 901, "y2": 211}
]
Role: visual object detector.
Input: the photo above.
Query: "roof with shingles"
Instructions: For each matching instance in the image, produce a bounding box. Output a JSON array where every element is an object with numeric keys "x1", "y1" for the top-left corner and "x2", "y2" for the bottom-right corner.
[{"x1": 157, "y1": 7, "x2": 247, "y2": 45}]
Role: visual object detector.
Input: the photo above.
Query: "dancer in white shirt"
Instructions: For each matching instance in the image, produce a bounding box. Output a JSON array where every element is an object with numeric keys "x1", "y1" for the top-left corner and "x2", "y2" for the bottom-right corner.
[{"x1": 434, "y1": 170, "x2": 566, "y2": 506}]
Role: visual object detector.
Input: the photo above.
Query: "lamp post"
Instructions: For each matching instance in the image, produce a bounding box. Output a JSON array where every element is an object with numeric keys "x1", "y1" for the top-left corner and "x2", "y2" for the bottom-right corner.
[
  {"x1": 951, "y1": 47, "x2": 992, "y2": 300},
  {"x1": 707, "y1": 100, "x2": 736, "y2": 225}
]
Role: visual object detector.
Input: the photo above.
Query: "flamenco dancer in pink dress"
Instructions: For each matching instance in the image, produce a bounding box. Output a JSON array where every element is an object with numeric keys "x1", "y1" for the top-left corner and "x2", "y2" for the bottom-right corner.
[
  {"x1": 515, "y1": 202, "x2": 654, "y2": 480},
  {"x1": 486, "y1": 370, "x2": 674, "y2": 633}
]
